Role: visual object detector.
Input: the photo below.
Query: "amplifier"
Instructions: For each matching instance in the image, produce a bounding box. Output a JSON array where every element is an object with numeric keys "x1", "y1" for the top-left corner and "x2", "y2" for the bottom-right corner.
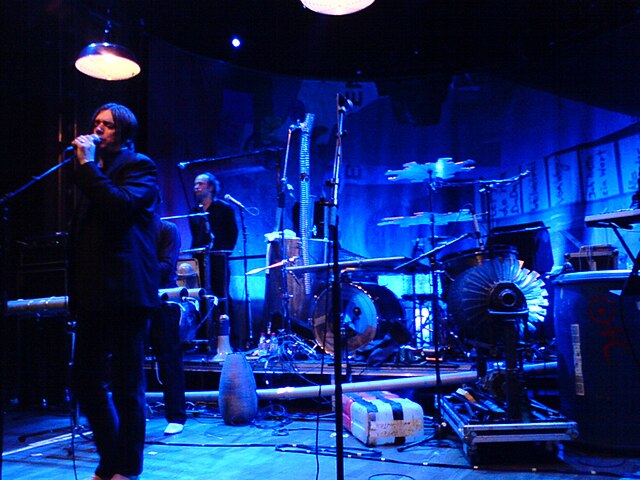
[
  {"x1": 564, "y1": 244, "x2": 618, "y2": 272},
  {"x1": 16, "y1": 265, "x2": 67, "y2": 299},
  {"x1": 18, "y1": 232, "x2": 68, "y2": 267}
]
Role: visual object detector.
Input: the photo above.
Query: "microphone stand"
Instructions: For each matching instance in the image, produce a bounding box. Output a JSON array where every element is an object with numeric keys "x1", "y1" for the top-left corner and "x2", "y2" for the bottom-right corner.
[
  {"x1": 324, "y1": 94, "x2": 350, "y2": 480},
  {"x1": 236, "y1": 206, "x2": 254, "y2": 345},
  {"x1": 0, "y1": 151, "x2": 88, "y2": 448},
  {"x1": 1, "y1": 155, "x2": 74, "y2": 208},
  {"x1": 276, "y1": 126, "x2": 295, "y2": 340}
]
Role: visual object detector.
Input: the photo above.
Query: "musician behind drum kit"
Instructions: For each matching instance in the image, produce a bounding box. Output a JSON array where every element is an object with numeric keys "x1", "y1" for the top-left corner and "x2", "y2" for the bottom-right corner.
[{"x1": 188, "y1": 172, "x2": 239, "y2": 307}]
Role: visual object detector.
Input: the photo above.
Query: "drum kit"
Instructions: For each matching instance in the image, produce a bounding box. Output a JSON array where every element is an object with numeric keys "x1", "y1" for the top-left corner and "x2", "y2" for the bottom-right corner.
[{"x1": 253, "y1": 158, "x2": 548, "y2": 363}]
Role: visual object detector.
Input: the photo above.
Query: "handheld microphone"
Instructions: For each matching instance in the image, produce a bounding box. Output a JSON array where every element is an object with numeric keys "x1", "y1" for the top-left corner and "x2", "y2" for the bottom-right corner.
[{"x1": 65, "y1": 135, "x2": 101, "y2": 154}]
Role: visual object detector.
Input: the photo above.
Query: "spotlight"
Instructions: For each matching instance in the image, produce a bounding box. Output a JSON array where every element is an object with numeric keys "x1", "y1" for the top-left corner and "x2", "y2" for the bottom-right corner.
[{"x1": 231, "y1": 37, "x2": 241, "y2": 48}]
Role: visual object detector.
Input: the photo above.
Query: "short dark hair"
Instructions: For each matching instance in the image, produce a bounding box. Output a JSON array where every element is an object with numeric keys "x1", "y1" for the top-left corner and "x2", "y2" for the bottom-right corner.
[
  {"x1": 201, "y1": 172, "x2": 220, "y2": 195},
  {"x1": 91, "y1": 103, "x2": 138, "y2": 149}
]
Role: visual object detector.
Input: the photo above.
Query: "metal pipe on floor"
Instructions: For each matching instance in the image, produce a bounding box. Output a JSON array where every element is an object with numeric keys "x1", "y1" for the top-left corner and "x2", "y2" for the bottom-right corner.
[
  {"x1": 4, "y1": 288, "x2": 209, "y2": 316},
  {"x1": 145, "y1": 361, "x2": 556, "y2": 402}
]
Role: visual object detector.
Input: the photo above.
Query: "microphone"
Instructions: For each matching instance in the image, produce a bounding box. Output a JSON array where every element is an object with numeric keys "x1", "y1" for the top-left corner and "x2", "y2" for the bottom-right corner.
[
  {"x1": 224, "y1": 194, "x2": 248, "y2": 211},
  {"x1": 337, "y1": 93, "x2": 353, "y2": 112},
  {"x1": 65, "y1": 135, "x2": 101, "y2": 154}
]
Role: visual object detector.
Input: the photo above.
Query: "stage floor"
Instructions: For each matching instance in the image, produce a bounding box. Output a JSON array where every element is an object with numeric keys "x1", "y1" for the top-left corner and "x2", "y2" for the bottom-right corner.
[
  {"x1": 4, "y1": 343, "x2": 639, "y2": 479},
  {"x1": 4, "y1": 402, "x2": 640, "y2": 480}
]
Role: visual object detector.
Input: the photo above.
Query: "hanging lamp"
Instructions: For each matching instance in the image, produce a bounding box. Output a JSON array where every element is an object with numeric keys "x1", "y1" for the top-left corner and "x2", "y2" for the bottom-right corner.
[
  {"x1": 300, "y1": 0, "x2": 375, "y2": 16},
  {"x1": 75, "y1": 13, "x2": 140, "y2": 81}
]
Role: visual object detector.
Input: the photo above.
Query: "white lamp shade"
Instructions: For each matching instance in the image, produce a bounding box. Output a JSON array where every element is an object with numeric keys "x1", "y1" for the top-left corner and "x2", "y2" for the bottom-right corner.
[
  {"x1": 75, "y1": 42, "x2": 141, "y2": 81},
  {"x1": 300, "y1": 0, "x2": 375, "y2": 15}
]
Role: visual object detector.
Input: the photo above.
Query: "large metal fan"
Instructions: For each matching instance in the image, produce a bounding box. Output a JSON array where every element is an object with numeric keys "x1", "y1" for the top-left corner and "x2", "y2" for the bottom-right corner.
[{"x1": 446, "y1": 256, "x2": 548, "y2": 345}]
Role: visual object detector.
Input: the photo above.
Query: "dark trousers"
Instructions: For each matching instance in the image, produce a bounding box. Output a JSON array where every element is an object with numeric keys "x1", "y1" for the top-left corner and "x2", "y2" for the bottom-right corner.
[
  {"x1": 149, "y1": 303, "x2": 187, "y2": 424},
  {"x1": 210, "y1": 254, "x2": 231, "y2": 309},
  {"x1": 72, "y1": 307, "x2": 151, "y2": 479}
]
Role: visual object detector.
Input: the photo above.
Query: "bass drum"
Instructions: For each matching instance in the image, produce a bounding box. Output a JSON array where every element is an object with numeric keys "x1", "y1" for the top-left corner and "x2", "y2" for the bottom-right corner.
[{"x1": 310, "y1": 283, "x2": 406, "y2": 355}]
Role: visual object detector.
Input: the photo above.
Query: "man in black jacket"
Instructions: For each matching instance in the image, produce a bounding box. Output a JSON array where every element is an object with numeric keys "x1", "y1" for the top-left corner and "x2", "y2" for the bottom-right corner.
[
  {"x1": 188, "y1": 172, "x2": 238, "y2": 307},
  {"x1": 150, "y1": 216, "x2": 187, "y2": 435},
  {"x1": 69, "y1": 103, "x2": 159, "y2": 480}
]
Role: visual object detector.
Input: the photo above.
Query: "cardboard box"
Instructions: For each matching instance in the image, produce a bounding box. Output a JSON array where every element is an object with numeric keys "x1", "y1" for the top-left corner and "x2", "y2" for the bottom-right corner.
[{"x1": 342, "y1": 391, "x2": 423, "y2": 446}]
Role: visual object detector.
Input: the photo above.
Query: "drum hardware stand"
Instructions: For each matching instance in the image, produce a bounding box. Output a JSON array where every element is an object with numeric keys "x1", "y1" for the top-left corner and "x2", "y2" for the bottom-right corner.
[
  {"x1": 276, "y1": 256, "x2": 316, "y2": 358},
  {"x1": 395, "y1": 232, "x2": 475, "y2": 446},
  {"x1": 440, "y1": 288, "x2": 578, "y2": 463},
  {"x1": 404, "y1": 292, "x2": 435, "y2": 350},
  {"x1": 265, "y1": 121, "x2": 315, "y2": 357},
  {"x1": 407, "y1": 238, "x2": 432, "y2": 351}
]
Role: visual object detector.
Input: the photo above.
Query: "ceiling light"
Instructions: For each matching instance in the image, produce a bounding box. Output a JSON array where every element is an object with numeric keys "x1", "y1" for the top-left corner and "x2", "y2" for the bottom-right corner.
[
  {"x1": 300, "y1": 0, "x2": 375, "y2": 16},
  {"x1": 75, "y1": 42, "x2": 140, "y2": 81},
  {"x1": 75, "y1": 15, "x2": 140, "y2": 81}
]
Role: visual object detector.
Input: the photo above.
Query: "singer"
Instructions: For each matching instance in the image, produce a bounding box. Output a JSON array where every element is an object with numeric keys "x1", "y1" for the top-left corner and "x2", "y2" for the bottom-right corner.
[
  {"x1": 68, "y1": 103, "x2": 159, "y2": 480},
  {"x1": 188, "y1": 172, "x2": 238, "y2": 316}
]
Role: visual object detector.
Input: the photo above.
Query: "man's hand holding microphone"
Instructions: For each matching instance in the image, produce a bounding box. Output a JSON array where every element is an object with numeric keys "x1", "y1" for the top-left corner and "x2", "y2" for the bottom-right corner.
[{"x1": 70, "y1": 134, "x2": 101, "y2": 165}]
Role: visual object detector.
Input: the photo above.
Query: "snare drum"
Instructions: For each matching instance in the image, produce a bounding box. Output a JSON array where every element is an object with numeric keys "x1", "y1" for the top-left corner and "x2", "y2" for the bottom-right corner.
[{"x1": 310, "y1": 282, "x2": 407, "y2": 354}]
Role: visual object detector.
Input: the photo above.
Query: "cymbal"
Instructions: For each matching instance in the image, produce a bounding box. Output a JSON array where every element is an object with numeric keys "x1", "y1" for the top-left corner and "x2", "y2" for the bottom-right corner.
[
  {"x1": 378, "y1": 209, "x2": 473, "y2": 227},
  {"x1": 385, "y1": 157, "x2": 475, "y2": 183}
]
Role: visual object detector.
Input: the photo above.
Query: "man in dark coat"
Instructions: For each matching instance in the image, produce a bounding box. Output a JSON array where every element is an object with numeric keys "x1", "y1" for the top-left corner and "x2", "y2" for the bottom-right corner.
[
  {"x1": 188, "y1": 172, "x2": 238, "y2": 305},
  {"x1": 68, "y1": 103, "x2": 159, "y2": 480},
  {"x1": 150, "y1": 216, "x2": 187, "y2": 435}
]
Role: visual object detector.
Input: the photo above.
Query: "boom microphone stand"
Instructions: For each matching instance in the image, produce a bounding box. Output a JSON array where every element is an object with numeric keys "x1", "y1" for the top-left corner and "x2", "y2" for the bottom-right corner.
[
  {"x1": 237, "y1": 205, "x2": 254, "y2": 345},
  {"x1": 0, "y1": 150, "x2": 89, "y2": 449},
  {"x1": 324, "y1": 93, "x2": 353, "y2": 480},
  {"x1": 276, "y1": 125, "x2": 296, "y2": 338}
]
